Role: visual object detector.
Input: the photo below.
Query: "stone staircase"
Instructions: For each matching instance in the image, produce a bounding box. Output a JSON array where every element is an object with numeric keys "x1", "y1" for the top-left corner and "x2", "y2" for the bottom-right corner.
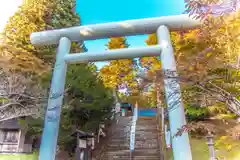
[
  {"x1": 133, "y1": 116, "x2": 161, "y2": 160},
  {"x1": 96, "y1": 116, "x2": 161, "y2": 160},
  {"x1": 99, "y1": 116, "x2": 132, "y2": 160}
]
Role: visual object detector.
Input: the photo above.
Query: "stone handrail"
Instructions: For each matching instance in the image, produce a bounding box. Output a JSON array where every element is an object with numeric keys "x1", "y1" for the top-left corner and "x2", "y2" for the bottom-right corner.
[
  {"x1": 130, "y1": 106, "x2": 138, "y2": 153},
  {"x1": 156, "y1": 106, "x2": 168, "y2": 160}
]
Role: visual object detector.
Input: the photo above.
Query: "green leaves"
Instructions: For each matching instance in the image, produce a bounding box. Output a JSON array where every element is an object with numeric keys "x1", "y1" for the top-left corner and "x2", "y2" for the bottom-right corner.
[
  {"x1": 0, "y1": 97, "x2": 9, "y2": 103},
  {"x1": 185, "y1": 104, "x2": 210, "y2": 121}
]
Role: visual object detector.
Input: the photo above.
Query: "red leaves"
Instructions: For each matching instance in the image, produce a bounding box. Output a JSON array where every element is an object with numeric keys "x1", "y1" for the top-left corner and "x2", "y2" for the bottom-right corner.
[{"x1": 173, "y1": 121, "x2": 216, "y2": 138}]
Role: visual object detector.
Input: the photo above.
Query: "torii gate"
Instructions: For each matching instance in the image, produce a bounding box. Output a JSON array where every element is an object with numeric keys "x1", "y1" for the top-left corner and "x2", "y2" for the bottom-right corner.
[{"x1": 30, "y1": 14, "x2": 201, "y2": 160}]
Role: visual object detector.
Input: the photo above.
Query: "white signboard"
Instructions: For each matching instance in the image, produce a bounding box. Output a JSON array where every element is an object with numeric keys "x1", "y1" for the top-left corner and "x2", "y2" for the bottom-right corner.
[{"x1": 79, "y1": 139, "x2": 87, "y2": 148}]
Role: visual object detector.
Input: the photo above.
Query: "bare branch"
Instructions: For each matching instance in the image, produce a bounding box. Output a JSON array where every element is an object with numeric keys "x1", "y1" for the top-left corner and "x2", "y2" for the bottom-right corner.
[{"x1": 0, "y1": 70, "x2": 47, "y2": 121}]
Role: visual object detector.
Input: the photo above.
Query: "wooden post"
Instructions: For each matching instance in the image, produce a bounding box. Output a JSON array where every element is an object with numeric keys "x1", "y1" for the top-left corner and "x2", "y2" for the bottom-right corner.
[{"x1": 17, "y1": 130, "x2": 22, "y2": 152}]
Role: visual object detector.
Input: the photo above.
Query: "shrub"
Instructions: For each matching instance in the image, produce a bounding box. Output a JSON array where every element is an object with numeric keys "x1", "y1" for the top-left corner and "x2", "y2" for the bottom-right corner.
[{"x1": 185, "y1": 104, "x2": 210, "y2": 121}]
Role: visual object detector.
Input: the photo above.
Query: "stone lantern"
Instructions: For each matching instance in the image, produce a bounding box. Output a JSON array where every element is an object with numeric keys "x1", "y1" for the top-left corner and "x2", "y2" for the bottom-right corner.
[
  {"x1": 206, "y1": 132, "x2": 216, "y2": 160},
  {"x1": 71, "y1": 130, "x2": 95, "y2": 160},
  {"x1": 97, "y1": 122, "x2": 106, "y2": 143}
]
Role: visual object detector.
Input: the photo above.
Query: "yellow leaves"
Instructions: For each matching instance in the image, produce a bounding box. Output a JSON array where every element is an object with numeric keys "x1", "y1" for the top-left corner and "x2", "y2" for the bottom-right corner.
[
  {"x1": 215, "y1": 136, "x2": 234, "y2": 152},
  {"x1": 141, "y1": 34, "x2": 161, "y2": 72},
  {"x1": 106, "y1": 37, "x2": 129, "y2": 49},
  {"x1": 140, "y1": 34, "x2": 162, "y2": 84},
  {"x1": 0, "y1": 0, "x2": 81, "y2": 75},
  {"x1": 3, "y1": 0, "x2": 49, "y2": 52},
  {"x1": 206, "y1": 52, "x2": 213, "y2": 57},
  {"x1": 99, "y1": 37, "x2": 134, "y2": 89},
  {"x1": 184, "y1": 29, "x2": 200, "y2": 40},
  {"x1": 199, "y1": 13, "x2": 240, "y2": 64},
  {"x1": 188, "y1": 66, "x2": 194, "y2": 71},
  {"x1": 220, "y1": 136, "x2": 227, "y2": 140},
  {"x1": 170, "y1": 31, "x2": 182, "y2": 45},
  {"x1": 226, "y1": 144, "x2": 232, "y2": 151},
  {"x1": 145, "y1": 33, "x2": 157, "y2": 46},
  {"x1": 207, "y1": 102, "x2": 227, "y2": 115}
]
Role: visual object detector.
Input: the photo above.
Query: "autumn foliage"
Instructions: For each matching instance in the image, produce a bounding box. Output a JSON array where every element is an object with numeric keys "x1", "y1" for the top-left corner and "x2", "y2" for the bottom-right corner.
[{"x1": 99, "y1": 37, "x2": 137, "y2": 92}]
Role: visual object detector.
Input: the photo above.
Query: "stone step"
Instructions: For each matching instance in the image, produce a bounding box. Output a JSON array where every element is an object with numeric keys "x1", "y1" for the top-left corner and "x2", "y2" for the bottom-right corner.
[
  {"x1": 114, "y1": 125, "x2": 131, "y2": 129},
  {"x1": 111, "y1": 130, "x2": 131, "y2": 134},
  {"x1": 137, "y1": 120, "x2": 157, "y2": 122},
  {"x1": 114, "y1": 124, "x2": 131, "y2": 128},
  {"x1": 134, "y1": 145, "x2": 159, "y2": 149},
  {"x1": 104, "y1": 149, "x2": 160, "y2": 156},
  {"x1": 135, "y1": 129, "x2": 157, "y2": 132},
  {"x1": 135, "y1": 139, "x2": 158, "y2": 145},
  {"x1": 135, "y1": 123, "x2": 156, "y2": 126},
  {"x1": 135, "y1": 137, "x2": 158, "y2": 139},
  {"x1": 135, "y1": 124, "x2": 157, "y2": 127},
  {"x1": 109, "y1": 138, "x2": 129, "y2": 141},
  {"x1": 110, "y1": 138, "x2": 128, "y2": 141},
  {"x1": 113, "y1": 127, "x2": 131, "y2": 129},
  {"x1": 135, "y1": 132, "x2": 158, "y2": 136},
  {"x1": 133, "y1": 149, "x2": 160, "y2": 155},
  {"x1": 135, "y1": 134, "x2": 158, "y2": 141},
  {"x1": 135, "y1": 133, "x2": 158, "y2": 136},
  {"x1": 135, "y1": 138, "x2": 159, "y2": 142},
  {"x1": 110, "y1": 135, "x2": 130, "y2": 139},
  {"x1": 137, "y1": 119, "x2": 156, "y2": 121},
  {"x1": 135, "y1": 130, "x2": 158, "y2": 133},
  {"x1": 107, "y1": 141, "x2": 130, "y2": 145},
  {"x1": 107, "y1": 141, "x2": 130, "y2": 146},
  {"x1": 94, "y1": 115, "x2": 163, "y2": 160},
  {"x1": 102, "y1": 155, "x2": 130, "y2": 160},
  {"x1": 108, "y1": 142, "x2": 129, "y2": 146},
  {"x1": 111, "y1": 133, "x2": 131, "y2": 137},
  {"x1": 106, "y1": 147, "x2": 130, "y2": 151},
  {"x1": 104, "y1": 149, "x2": 130, "y2": 156},
  {"x1": 136, "y1": 123, "x2": 156, "y2": 127},
  {"x1": 137, "y1": 121, "x2": 157, "y2": 124},
  {"x1": 107, "y1": 144, "x2": 130, "y2": 150},
  {"x1": 116, "y1": 122, "x2": 132, "y2": 125},
  {"x1": 102, "y1": 155, "x2": 160, "y2": 160}
]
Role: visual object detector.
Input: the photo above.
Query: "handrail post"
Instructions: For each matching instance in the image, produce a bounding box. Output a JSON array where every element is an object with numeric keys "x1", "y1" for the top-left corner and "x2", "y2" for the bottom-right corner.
[
  {"x1": 130, "y1": 102, "x2": 138, "y2": 159},
  {"x1": 160, "y1": 107, "x2": 167, "y2": 160}
]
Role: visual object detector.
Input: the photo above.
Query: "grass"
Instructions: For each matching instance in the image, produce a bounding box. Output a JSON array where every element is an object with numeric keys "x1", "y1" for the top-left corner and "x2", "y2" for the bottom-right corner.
[
  {"x1": 165, "y1": 117, "x2": 240, "y2": 160},
  {"x1": 167, "y1": 136, "x2": 240, "y2": 160},
  {"x1": 192, "y1": 136, "x2": 240, "y2": 160},
  {"x1": 0, "y1": 152, "x2": 38, "y2": 160}
]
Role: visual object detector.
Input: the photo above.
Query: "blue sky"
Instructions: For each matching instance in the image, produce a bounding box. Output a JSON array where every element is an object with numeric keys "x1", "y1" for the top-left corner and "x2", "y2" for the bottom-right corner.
[{"x1": 76, "y1": 0, "x2": 186, "y2": 68}]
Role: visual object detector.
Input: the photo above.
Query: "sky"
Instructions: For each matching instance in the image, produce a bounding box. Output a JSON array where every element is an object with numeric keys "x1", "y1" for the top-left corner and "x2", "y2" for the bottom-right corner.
[
  {"x1": 76, "y1": 0, "x2": 186, "y2": 68},
  {"x1": 0, "y1": 0, "x2": 186, "y2": 69},
  {"x1": 0, "y1": 0, "x2": 23, "y2": 32}
]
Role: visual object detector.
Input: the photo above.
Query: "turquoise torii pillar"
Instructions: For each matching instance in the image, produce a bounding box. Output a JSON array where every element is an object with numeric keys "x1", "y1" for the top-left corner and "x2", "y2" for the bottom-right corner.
[{"x1": 30, "y1": 14, "x2": 200, "y2": 160}]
